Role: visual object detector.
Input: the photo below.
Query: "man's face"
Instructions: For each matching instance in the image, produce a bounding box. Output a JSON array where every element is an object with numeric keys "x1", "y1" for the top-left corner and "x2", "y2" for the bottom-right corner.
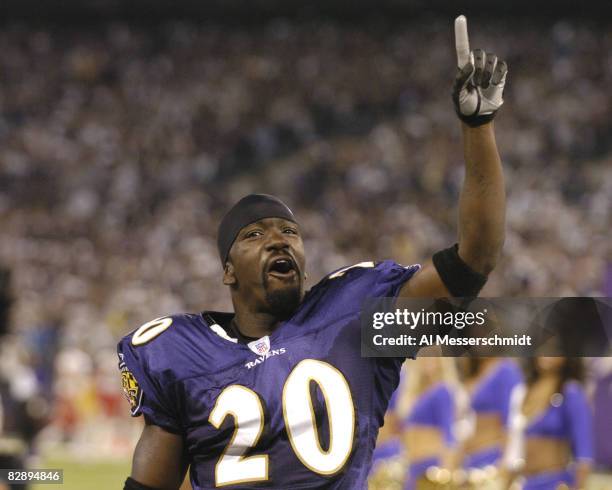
[{"x1": 224, "y1": 217, "x2": 306, "y2": 319}]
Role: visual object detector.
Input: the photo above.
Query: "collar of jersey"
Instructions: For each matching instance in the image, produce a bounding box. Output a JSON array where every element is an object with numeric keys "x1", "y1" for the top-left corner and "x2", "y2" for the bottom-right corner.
[{"x1": 199, "y1": 285, "x2": 323, "y2": 347}]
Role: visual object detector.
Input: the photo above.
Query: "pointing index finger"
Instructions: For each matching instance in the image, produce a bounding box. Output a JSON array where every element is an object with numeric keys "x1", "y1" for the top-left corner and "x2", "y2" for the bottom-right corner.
[{"x1": 455, "y1": 15, "x2": 470, "y2": 68}]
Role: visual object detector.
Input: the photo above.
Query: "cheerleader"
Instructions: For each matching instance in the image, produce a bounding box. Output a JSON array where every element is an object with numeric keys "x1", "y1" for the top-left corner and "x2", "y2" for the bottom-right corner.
[
  {"x1": 369, "y1": 372, "x2": 406, "y2": 490},
  {"x1": 511, "y1": 358, "x2": 593, "y2": 490},
  {"x1": 399, "y1": 358, "x2": 459, "y2": 490},
  {"x1": 460, "y1": 359, "x2": 522, "y2": 468}
]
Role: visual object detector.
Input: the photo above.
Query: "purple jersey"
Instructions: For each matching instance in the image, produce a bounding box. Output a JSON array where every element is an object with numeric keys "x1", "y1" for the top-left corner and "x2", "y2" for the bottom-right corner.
[{"x1": 117, "y1": 260, "x2": 420, "y2": 489}]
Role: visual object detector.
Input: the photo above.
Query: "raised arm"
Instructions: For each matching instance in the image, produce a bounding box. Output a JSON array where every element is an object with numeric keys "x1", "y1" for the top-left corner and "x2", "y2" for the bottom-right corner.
[
  {"x1": 456, "y1": 121, "x2": 505, "y2": 274},
  {"x1": 401, "y1": 15, "x2": 507, "y2": 298},
  {"x1": 125, "y1": 422, "x2": 187, "y2": 490}
]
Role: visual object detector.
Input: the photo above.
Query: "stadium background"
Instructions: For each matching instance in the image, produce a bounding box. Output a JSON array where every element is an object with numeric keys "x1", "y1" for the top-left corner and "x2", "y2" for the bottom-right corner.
[{"x1": 0, "y1": 0, "x2": 610, "y2": 488}]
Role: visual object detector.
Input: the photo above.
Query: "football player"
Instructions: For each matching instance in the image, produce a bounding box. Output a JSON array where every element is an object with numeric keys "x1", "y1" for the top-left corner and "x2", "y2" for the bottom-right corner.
[{"x1": 119, "y1": 15, "x2": 508, "y2": 490}]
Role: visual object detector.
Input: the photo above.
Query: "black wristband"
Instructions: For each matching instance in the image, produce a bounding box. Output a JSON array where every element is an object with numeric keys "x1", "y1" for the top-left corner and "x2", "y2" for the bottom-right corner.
[
  {"x1": 432, "y1": 244, "x2": 487, "y2": 297},
  {"x1": 124, "y1": 477, "x2": 162, "y2": 490},
  {"x1": 454, "y1": 106, "x2": 496, "y2": 127}
]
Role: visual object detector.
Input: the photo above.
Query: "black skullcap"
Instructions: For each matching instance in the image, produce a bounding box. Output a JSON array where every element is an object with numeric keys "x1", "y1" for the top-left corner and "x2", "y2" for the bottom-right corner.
[{"x1": 217, "y1": 194, "x2": 297, "y2": 265}]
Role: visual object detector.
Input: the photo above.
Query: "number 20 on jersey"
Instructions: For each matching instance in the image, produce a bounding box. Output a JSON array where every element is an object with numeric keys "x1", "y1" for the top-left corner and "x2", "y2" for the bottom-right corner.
[{"x1": 209, "y1": 359, "x2": 356, "y2": 487}]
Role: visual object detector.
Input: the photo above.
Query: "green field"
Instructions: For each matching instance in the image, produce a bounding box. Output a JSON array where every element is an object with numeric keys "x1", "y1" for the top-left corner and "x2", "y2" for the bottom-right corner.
[
  {"x1": 31, "y1": 459, "x2": 130, "y2": 490},
  {"x1": 29, "y1": 460, "x2": 612, "y2": 490}
]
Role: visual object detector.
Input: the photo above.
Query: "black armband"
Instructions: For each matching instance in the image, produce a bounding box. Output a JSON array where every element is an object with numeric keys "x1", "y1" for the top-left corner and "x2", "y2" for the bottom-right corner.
[
  {"x1": 124, "y1": 477, "x2": 163, "y2": 490},
  {"x1": 432, "y1": 244, "x2": 487, "y2": 297}
]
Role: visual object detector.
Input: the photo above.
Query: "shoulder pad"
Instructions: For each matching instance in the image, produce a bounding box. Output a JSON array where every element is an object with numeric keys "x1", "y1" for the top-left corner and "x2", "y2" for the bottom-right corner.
[
  {"x1": 122, "y1": 313, "x2": 197, "y2": 347},
  {"x1": 117, "y1": 313, "x2": 208, "y2": 381},
  {"x1": 326, "y1": 261, "x2": 377, "y2": 280}
]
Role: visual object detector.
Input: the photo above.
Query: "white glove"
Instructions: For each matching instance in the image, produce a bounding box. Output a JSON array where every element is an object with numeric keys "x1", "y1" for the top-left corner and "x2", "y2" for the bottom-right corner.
[{"x1": 452, "y1": 15, "x2": 508, "y2": 127}]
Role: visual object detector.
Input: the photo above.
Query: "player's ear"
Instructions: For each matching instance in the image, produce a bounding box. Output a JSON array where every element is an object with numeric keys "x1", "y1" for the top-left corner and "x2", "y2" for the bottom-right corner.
[{"x1": 223, "y1": 261, "x2": 236, "y2": 286}]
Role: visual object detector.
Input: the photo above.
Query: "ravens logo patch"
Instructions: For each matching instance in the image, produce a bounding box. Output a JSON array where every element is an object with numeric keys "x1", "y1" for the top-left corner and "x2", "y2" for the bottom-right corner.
[{"x1": 121, "y1": 366, "x2": 143, "y2": 415}]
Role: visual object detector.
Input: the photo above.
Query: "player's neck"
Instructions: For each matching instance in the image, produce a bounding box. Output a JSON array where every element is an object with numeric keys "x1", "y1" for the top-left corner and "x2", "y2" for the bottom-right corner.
[{"x1": 232, "y1": 309, "x2": 281, "y2": 339}]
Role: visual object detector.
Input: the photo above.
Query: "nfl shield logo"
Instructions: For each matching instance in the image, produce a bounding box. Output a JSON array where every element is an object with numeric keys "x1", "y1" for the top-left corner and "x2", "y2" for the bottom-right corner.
[{"x1": 248, "y1": 336, "x2": 270, "y2": 356}]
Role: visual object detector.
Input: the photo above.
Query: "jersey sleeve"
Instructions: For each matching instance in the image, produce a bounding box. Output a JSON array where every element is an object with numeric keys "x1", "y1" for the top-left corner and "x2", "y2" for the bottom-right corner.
[
  {"x1": 117, "y1": 334, "x2": 182, "y2": 434},
  {"x1": 369, "y1": 260, "x2": 421, "y2": 299},
  {"x1": 323, "y1": 260, "x2": 420, "y2": 301},
  {"x1": 387, "y1": 383, "x2": 400, "y2": 413},
  {"x1": 564, "y1": 382, "x2": 594, "y2": 462}
]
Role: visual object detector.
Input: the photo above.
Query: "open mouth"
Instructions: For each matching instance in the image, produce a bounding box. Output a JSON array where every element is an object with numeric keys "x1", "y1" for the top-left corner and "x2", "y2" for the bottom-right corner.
[{"x1": 267, "y1": 257, "x2": 297, "y2": 279}]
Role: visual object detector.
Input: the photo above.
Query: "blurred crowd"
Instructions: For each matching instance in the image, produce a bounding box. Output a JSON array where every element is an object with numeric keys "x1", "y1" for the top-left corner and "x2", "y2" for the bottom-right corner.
[{"x1": 0, "y1": 16, "x2": 610, "y2": 467}]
